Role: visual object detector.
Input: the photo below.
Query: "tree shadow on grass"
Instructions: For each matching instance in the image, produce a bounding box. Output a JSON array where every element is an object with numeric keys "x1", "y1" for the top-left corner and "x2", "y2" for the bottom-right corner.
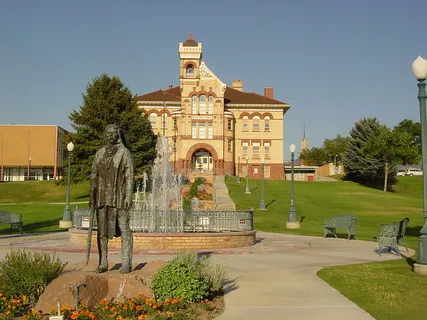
[
  {"x1": 21, "y1": 218, "x2": 63, "y2": 233},
  {"x1": 405, "y1": 225, "x2": 422, "y2": 237}
]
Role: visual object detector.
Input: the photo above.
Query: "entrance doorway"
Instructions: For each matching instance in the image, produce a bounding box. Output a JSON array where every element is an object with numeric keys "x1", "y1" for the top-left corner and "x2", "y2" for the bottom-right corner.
[{"x1": 192, "y1": 149, "x2": 213, "y2": 172}]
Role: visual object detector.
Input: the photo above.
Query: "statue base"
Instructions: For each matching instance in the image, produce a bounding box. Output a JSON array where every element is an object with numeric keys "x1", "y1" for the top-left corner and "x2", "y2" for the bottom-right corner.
[
  {"x1": 414, "y1": 263, "x2": 427, "y2": 276},
  {"x1": 286, "y1": 222, "x2": 301, "y2": 229},
  {"x1": 59, "y1": 220, "x2": 73, "y2": 229}
]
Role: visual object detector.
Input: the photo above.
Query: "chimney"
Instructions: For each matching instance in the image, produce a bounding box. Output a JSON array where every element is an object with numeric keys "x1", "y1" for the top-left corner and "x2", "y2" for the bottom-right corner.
[
  {"x1": 264, "y1": 87, "x2": 274, "y2": 99},
  {"x1": 232, "y1": 79, "x2": 243, "y2": 92},
  {"x1": 168, "y1": 84, "x2": 173, "y2": 89}
]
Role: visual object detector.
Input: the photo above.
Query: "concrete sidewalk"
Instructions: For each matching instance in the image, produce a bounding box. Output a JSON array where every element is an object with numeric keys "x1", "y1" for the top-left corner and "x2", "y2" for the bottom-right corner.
[{"x1": 0, "y1": 231, "x2": 412, "y2": 320}]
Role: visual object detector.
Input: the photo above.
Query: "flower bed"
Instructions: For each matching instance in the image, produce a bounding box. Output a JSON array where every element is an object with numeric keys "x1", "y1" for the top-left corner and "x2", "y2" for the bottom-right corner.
[{"x1": 0, "y1": 294, "x2": 224, "y2": 319}]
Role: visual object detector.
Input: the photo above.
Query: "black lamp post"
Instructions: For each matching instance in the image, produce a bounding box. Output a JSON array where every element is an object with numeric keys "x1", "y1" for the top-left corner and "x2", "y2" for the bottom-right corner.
[
  {"x1": 412, "y1": 56, "x2": 427, "y2": 265},
  {"x1": 288, "y1": 143, "x2": 297, "y2": 222},
  {"x1": 245, "y1": 155, "x2": 251, "y2": 194},
  {"x1": 60, "y1": 141, "x2": 74, "y2": 228},
  {"x1": 259, "y1": 158, "x2": 266, "y2": 210},
  {"x1": 237, "y1": 154, "x2": 241, "y2": 183}
]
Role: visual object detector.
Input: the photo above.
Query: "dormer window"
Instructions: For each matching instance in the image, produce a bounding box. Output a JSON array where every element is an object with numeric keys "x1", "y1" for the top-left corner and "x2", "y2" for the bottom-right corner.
[{"x1": 186, "y1": 64, "x2": 195, "y2": 78}]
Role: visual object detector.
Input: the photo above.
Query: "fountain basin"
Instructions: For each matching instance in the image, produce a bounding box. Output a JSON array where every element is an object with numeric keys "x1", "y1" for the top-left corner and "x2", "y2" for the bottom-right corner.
[
  {"x1": 69, "y1": 228, "x2": 256, "y2": 250},
  {"x1": 71, "y1": 208, "x2": 256, "y2": 250}
]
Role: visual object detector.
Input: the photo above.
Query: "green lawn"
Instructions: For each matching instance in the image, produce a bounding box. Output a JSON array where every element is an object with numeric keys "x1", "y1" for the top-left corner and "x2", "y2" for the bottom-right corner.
[
  {"x1": 0, "y1": 180, "x2": 90, "y2": 203},
  {"x1": 317, "y1": 259, "x2": 427, "y2": 320},
  {"x1": 226, "y1": 175, "x2": 427, "y2": 320},
  {"x1": 1, "y1": 177, "x2": 427, "y2": 319},
  {"x1": 226, "y1": 176, "x2": 423, "y2": 250},
  {"x1": 0, "y1": 180, "x2": 90, "y2": 234}
]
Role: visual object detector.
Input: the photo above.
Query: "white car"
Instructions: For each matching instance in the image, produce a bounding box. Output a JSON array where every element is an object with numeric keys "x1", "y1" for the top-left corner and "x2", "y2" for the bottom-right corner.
[
  {"x1": 396, "y1": 170, "x2": 406, "y2": 176},
  {"x1": 406, "y1": 168, "x2": 423, "y2": 176}
]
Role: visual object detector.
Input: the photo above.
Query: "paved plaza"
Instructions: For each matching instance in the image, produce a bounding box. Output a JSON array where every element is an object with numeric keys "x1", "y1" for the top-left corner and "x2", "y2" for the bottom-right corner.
[{"x1": 0, "y1": 230, "x2": 412, "y2": 320}]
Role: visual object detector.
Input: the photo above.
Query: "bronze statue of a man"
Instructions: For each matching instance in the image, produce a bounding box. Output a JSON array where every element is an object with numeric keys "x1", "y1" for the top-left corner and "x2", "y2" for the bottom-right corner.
[{"x1": 89, "y1": 124, "x2": 134, "y2": 273}]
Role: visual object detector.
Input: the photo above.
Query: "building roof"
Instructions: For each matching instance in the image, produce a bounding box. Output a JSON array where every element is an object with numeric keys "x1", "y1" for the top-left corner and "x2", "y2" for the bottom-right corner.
[
  {"x1": 136, "y1": 86, "x2": 181, "y2": 102},
  {"x1": 182, "y1": 33, "x2": 198, "y2": 47},
  {"x1": 136, "y1": 85, "x2": 289, "y2": 105},
  {"x1": 224, "y1": 87, "x2": 288, "y2": 105}
]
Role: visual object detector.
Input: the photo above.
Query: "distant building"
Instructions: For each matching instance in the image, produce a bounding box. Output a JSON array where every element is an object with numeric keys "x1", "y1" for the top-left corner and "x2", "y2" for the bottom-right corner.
[
  {"x1": 0, "y1": 125, "x2": 67, "y2": 181},
  {"x1": 136, "y1": 34, "x2": 291, "y2": 179}
]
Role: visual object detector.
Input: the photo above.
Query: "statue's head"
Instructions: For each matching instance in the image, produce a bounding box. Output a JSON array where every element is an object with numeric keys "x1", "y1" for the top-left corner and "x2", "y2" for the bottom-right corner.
[{"x1": 104, "y1": 124, "x2": 120, "y2": 146}]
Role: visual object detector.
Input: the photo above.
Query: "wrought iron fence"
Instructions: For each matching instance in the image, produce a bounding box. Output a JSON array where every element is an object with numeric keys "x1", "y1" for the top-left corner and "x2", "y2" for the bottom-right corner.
[{"x1": 74, "y1": 208, "x2": 253, "y2": 233}]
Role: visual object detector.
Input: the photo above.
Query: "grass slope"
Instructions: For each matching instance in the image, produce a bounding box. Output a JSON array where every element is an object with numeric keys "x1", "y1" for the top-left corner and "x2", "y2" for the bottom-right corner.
[
  {"x1": 226, "y1": 176, "x2": 423, "y2": 249},
  {"x1": 0, "y1": 180, "x2": 90, "y2": 203}
]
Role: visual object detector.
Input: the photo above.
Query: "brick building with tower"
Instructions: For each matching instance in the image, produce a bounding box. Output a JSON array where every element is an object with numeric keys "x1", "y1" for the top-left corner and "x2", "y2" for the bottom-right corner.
[{"x1": 136, "y1": 34, "x2": 291, "y2": 179}]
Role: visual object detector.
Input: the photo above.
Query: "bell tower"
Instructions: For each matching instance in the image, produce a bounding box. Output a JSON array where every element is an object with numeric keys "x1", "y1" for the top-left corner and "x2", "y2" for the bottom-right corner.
[{"x1": 179, "y1": 33, "x2": 202, "y2": 86}]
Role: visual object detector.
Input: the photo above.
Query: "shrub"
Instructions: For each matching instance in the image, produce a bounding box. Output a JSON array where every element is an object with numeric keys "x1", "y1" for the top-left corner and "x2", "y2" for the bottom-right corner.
[
  {"x1": 151, "y1": 253, "x2": 209, "y2": 302},
  {"x1": 151, "y1": 253, "x2": 227, "y2": 303},
  {"x1": 201, "y1": 259, "x2": 227, "y2": 293},
  {"x1": 0, "y1": 250, "x2": 66, "y2": 304}
]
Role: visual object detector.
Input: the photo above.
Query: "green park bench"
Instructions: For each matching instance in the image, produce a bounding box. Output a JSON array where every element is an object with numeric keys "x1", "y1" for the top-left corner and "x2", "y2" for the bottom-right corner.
[
  {"x1": 375, "y1": 217, "x2": 409, "y2": 255},
  {"x1": 0, "y1": 210, "x2": 23, "y2": 235},
  {"x1": 324, "y1": 214, "x2": 358, "y2": 240}
]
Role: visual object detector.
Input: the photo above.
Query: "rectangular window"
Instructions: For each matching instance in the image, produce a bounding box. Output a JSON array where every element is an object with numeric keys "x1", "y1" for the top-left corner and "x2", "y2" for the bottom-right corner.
[
  {"x1": 150, "y1": 115, "x2": 157, "y2": 129},
  {"x1": 252, "y1": 143, "x2": 260, "y2": 159},
  {"x1": 252, "y1": 118, "x2": 260, "y2": 131},
  {"x1": 264, "y1": 118, "x2": 270, "y2": 131},
  {"x1": 192, "y1": 97, "x2": 197, "y2": 114},
  {"x1": 192, "y1": 122, "x2": 197, "y2": 139},
  {"x1": 227, "y1": 141, "x2": 232, "y2": 152},
  {"x1": 264, "y1": 166, "x2": 271, "y2": 178},
  {"x1": 208, "y1": 123, "x2": 213, "y2": 139},
  {"x1": 208, "y1": 97, "x2": 214, "y2": 114},
  {"x1": 199, "y1": 123, "x2": 206, "y2": 139},
  {"x1": 264, "y1": 143, "x2": 271, "y2": 159},
  {"x1": 243, "y1": 118, "x2": 248, "y2": 131},
  {"x1": 242, "y1": 142, "x2": 248, "y2": 157},
  {"x1": 228, "y1": 119, "x2": 233, "y2": 131}
]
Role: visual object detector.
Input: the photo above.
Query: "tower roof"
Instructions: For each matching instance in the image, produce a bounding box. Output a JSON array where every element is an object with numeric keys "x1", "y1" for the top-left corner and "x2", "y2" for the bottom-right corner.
[{"x1": 182, "y1": 33, "x2": 199, "y2": 47}]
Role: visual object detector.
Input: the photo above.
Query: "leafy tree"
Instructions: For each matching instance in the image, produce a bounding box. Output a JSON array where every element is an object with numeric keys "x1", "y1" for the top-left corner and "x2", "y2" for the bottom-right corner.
[
  {"x1": 342, "y1": 118, "x2": 385, "y2": 188},
  {"x1": 394, "y1": 119, "x2": 421, "y2": 157},
  {"x1": 323, "y1": 134, "x2": 351, "y2": 164},
  {"x1": 68, "y1": 74, "x2": 157, "y2": 182},
  {"x1": 364, "y1": 126, "x2": 420, "y2": 191},
  {"x1": 300, "y1": 147, "x2": 329, "y2": 165}
]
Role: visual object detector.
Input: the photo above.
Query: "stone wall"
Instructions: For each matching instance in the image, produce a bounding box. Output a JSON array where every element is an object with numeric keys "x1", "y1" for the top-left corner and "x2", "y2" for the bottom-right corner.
[{"x1": 69, "y1": 228, "x2": 256, "y2": 250}]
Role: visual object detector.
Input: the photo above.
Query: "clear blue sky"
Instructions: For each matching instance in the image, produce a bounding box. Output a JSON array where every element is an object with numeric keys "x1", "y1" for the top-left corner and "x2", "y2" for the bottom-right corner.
[{"x1": 1, "y1": 0, "x2": 427, "y2": 159}]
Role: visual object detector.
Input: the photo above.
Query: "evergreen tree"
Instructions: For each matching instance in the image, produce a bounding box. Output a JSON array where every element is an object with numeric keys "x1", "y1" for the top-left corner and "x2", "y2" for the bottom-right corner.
[
  {"x1": 68, "y1": 74, "x2": 157, "y2": 182},
  {"x1": 342, "y1": 118, "x2": 384, "y2": 187}
]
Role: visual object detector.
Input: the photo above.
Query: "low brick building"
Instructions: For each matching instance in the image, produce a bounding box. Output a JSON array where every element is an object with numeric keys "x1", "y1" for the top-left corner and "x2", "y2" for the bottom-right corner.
[{"x1": 0, "y1": 124, "x2": 67, "y2": 181}]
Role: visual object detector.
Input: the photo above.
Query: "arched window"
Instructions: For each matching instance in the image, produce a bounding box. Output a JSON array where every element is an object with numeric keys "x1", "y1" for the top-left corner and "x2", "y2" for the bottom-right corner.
[
  {"x1": 208, "y1": 96, "x2": 214, "y2": 114},
  {"x1": 264, "y1": 116, "x2": 270, "y2": 131},
  {"x1": 161, "y1": 113, "x2": 168, "y2": 130},
  {"x1": 149, "y1": 113, "x2": 157, "y2": 129},
  {"x1": 192, "y1": 96, "x2": 197, "y2": 114},
  {"x1": 186, "y1": 64, "x2": 194, "y2": 77},
  {"x1": 199, "y1": 95, "x2": 206, "y2": 114},
  {"x1": 242, "y1": 116, "x2": 249, "y2": 131},
  {"x1": 252, "y1": 116, "x2": 260, "y2": 131}
]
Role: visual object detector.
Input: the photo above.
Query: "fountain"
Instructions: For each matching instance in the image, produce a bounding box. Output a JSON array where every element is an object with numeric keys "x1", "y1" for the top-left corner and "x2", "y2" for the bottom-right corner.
[{"x1": 70, "y1": 136, "x2": 256, "y2": 250}]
